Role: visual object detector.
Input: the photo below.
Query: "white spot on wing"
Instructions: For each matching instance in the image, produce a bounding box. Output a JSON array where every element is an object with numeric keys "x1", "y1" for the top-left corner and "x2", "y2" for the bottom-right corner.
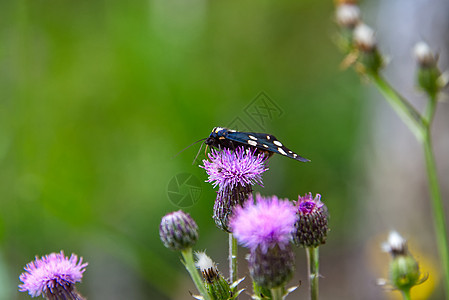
[
  {"x1": 228, "y1": 129, "x2": 236, "y2": 132},
  {"x1": 214, "y1": 127, "x2": 224, "y2": 133},
  {"x1": 278, "y1": 147, "x2": 287, "y2": 155},
  {"x1": 273, "y1": 140, "x2": 283, "y2": 147},
  {"x1": 248, "y1": 140, "x2": 257, "y2": 146},
  {"x1": 263, "y1": 144, "x2": 269, "y2": 148},
  {"x1": 248, "y1": 135, "x2": 257, "y2": 140},
  {"x1": 293, "y1": 154, "x2": 297, "y2": 158},
  {"x1": 288, "y1": 150, "x2": 292, "y2": 153},
  {"x1": 266, "y1": 135, "x2": 271, "y2": 140}
]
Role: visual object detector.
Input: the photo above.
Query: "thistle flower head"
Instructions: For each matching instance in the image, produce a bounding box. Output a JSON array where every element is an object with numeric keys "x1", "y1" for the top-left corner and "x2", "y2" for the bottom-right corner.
[
  {"x1": 249, "y1": 244, "x2": 295, "y2": 289},
  {"x1": 414, "y1": 42, "x2": 436, "y2": 68},
  {"x1": 382, "y1": 231, "x2": 408, "y2": 257},
  {"x1": 336, "y1": 4, "x2": 361, "y2": 28},
  {"x1": 19, "y1": 251, "x2": 87, "y2": 299},
  {"x1": 159, "y1": 210, "x2": 199, "y2": 251},
  {"x1": 293, "y1": 193, "x2": 329, "y2": 248},
  {"x1": 201, "y1": 147, "x2": 268, "y2": 192},
  {"x1": 354, "y1": 23, "x2": 376, "y2": 51},
  {"x1": 413, "y1": 41, "x2": 442, "y2": 98},
  {"x1": 230, "y1": 194, "x2": 296, "y2": 253},
  {"x1": 296, "y1": 193, "x2": 324, "y2": 214},
  {"x1": 380, "y1": 231, "x2": 426, "y2": 292},
  {"x1": 212, "y1": 184, "x2": 253, "y2": 233},
  {"x1": 195, "y1": 251, "x2": 234, "y2": 299}
]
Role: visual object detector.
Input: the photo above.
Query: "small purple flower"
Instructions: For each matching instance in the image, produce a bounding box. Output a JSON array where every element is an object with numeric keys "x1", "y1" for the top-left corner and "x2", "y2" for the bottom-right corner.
[
  {"x1": 296, "y1": 193, "x2": 324, "y2": 214},
  {"x1": 230, "y1": 194, "x2": 296, "y2": 253},
  {"x1": 293, "y1": 193, "x2": 329, "y2": 248},
  {"x1": 19, "y1": 251, "x2": 87, "y2": 299},
  {"x1": 200, "y1": 147, "x2": 268, "y2": 192}
]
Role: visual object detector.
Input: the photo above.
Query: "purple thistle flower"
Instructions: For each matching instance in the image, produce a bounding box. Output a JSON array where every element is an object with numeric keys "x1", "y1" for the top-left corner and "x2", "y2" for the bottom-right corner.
[
  {"x1": 293, "y1": 193, "x2": 329, "y2": 248},
  {"x1": 201, "y1": 147, "x2": 268, "y2": 232},
  {"x1": 230, "y1": 194, "x2": 297, "y2": 253},
  {"x1": 296, "y1": 193, "x2": 324, "y2": 214},
  {"x1": 19, "y1": 251, "x2": 87, "y2": 299},
  {"x1": 201, "y1": 147, "x2": 268, "y2": 192}
]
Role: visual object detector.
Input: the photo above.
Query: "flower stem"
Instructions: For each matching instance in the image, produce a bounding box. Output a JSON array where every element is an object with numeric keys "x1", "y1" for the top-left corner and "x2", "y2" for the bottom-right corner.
[
  {"x1": 271, "y1": 286, "x2": 283, "y2": 300},
  {"x1": 181, "y1": 248, "x2": 211, "y2": 300},
  {"x1": 370, "y1": 73, "x2": 424, "y2": 141},
  {"x1": 253, "y1": 281, "x2": 271, "y2": 299},
  {"x1": 422, "y1": 130, "x2": 449, "y2": 297},
  {"x1": 369, "y1": 73, "x2": 449, "y2": 298},
  {"x1": 401, "y1": 288, "x2": 412, "y2": 300},
  {"x1": 423, "y1": 94, "x2": 437, "y2": 125},
  {"x1": 306, "y1": 247, "x2": 319, "y2": 300},
  {"x1": 229, "y1": 233, "x2": 238, "y2": 285}
]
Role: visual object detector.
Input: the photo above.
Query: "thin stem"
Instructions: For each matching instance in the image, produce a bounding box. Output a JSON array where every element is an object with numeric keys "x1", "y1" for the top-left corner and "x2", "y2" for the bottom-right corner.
[
  {"x1": 401, "y1": 288, "x2": 412, "y2": 300},
  {"x1": 271, "y1": 286, "x2": 283, "y2": 300},
  {"x1": 370, "y1": 73, "x2": 449, "y2": 298},
  {"x1": 306, "y1": 247, "x2": 319, "y2": 300},
  {"x1": 422, "y1": 131, "x2": 449, "y2": 297},
  {"x1": 229, "y1": 233, "x2": 238, "y2": 284},
  {"x1": 423, "y1": 94, "x2": 437, "y2": 125},
  {"x1": 181, "y1": 248, "x2": 211, "y2": 300},
  {"x1": 370, "y1": 73, "x2": 424, "y2": 141}
]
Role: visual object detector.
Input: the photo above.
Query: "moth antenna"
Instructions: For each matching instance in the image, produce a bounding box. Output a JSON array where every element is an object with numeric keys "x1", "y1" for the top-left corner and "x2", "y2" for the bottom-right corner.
[
  {"x1": 192, "y1": 141, "x2": 206, "y2": 165},
  {"x1": 173, "y1": 138, "x2": 207, "y2": 160}
]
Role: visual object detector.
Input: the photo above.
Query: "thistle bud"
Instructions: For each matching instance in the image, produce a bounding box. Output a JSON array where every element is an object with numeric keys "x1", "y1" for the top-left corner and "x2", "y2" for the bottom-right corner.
[
  {"x1": 353, "y1": 23, "x2": 383, "y2": 74},
  {"x1": 413, "y1": 42, "x2": 441, "y2": 98},
  {"x1": 249, "y1": 244, "x2": 295, "y2": 289},
  {"x1": 293, "y1": 193, "x2": 329, "y2": 248},
  {"x1": 159, "y1": 210, "x2": 199, "y2": 251},
  {"x1": 195, "y1": 252, "x2": 233, "y2": 300},
  {"x1": 382, "y1": 231, "x2": 425, "y2": 293}
]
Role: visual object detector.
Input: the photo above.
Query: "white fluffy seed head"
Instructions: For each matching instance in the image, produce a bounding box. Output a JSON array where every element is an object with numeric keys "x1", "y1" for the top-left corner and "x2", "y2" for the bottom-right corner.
[
  {"x1": 414, "y1": 42, "x2": 435, "y2": 66},
  {"x1": 195, "y1": 251, "x2": 217, "y2": 272},
  {"x1": 336, "y1": 4, "x2": 361, "y2": 28},
  {"x1": 354, "y1": 23, "x2": 376, "y2": 51},
  {"x1": 382, "y1": 231, "x2": 407, "y2": 255}
]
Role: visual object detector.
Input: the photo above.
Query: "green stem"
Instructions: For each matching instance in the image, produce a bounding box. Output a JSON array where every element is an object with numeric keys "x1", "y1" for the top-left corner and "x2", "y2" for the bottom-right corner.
[
  {"x1": 253, "y1": 282, "x2": 271, "y2": 299},
  {"x1": 229, "y1": 233, "x2": 238, "y2": 284},
  {"x1": 270, "y1": 286, "x2": 283, "y2": 300},
  {"x1": 422, "y1": 131, "x2": 449, "y2": 298},
  {"x1": 423, "y1": 94, "x2": 437, "y2": 125},
  {"x1": 401, "y1": 288, "x2": 412, "y2": 300},
  {"x1": 370, "y1": 73, "x2": 424, "y2": 141},
  {"x1": 181, "y1": 248, "x2": 211, "y2": 300},
  {"x1": 370, "y1": 73, "x2": 449, "y2": 298},
  {"x1": 306, "y1": 247, "x2": 319, "y2": 300}
]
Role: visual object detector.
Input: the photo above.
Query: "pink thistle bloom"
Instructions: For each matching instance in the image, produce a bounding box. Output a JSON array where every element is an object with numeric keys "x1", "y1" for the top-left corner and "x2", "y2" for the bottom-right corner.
[
  {"x1": 293, "y1": 193, "x2": 329, "y2": 248},
  {"x1": 19, "y1": 251, "x2": 88, "y2": 298},
  {"x1": 296, "y1": 193, "x2": 324, "y2": 214},
  {"x1": 230, "y1": 194, "x2": 296, "y2": 253},
  {"x1": 200, "y1": 147, "x2": 268, "y2": 192}
]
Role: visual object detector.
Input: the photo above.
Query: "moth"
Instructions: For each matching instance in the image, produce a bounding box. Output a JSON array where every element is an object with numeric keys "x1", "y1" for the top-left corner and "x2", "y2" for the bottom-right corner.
[{"x1": 204, "y1": 127, "x2": 310, "y2": 162}]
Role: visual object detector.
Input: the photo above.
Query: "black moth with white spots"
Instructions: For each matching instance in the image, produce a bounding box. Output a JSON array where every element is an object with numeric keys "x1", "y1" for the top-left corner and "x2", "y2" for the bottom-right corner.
[{"x1": 205, "y1": 127, "x2": 310, "y2": 162}]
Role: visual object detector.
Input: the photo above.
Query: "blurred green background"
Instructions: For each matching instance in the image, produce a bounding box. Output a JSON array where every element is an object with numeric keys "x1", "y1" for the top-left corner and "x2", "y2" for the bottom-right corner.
[{"x1": 1, "y1": 0, "x2": 441, "y2": 299}]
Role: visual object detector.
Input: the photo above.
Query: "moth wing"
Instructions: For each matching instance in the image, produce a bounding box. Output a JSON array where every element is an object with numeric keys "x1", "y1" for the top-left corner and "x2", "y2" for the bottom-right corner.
[{"x1": 226, "y1": 131, "x2": 310, "y2": 162}]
